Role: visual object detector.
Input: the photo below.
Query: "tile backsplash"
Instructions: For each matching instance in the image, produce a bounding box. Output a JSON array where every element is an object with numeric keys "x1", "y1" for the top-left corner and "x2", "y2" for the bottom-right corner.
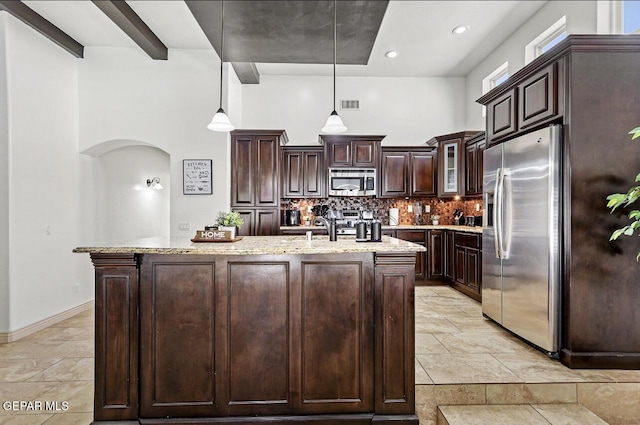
[{"x1": 282, "y1": 197, "x2": 483, "y2": 226}]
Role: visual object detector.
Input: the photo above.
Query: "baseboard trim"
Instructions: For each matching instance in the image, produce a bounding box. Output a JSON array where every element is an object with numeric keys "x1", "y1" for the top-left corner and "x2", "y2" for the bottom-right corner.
[{"x1": 0, "y1": 300, "x2": 94, "y2": 344}]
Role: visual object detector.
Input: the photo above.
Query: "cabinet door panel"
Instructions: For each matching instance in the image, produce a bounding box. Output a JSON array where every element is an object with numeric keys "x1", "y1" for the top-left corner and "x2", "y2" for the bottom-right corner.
[
  {"x1": 353, "y1": 141, "x2": 377, "y2": 167},
  {"x1": 467, "y1": 249, "x2": 481, "y2": 290},
  {"x1": 487, "y1": 89, "x2": 517, "y2": 143},
  {"x1": 519, "y1": 64, "x2": 556, "y2": 130},
  {"x1": 329, "y1": 142, "x2": 351, "y2": 167},
  {"x1": 380, "y1": 152, "x2": 409, "y2": 197},
  {"x1": 428, "y1": 230, "x2": 444, "y2": 279},
  {"x1": 465, "y1": 144, "x2": 477, "y2": 195},
  {"x1": 232, "y1": 137, "x2": 255, "y2": 206},
  {"x1": 477, "y1": 141, "x2": 485, "y2": 195},
  {"x1": 445, "y1": 231, "x2": 455, "y2": 281},
  {"x1": 300, "y1": 261, "x2": 373, "y2": 413},
  {"x1": 455, "y1": 247, "x2": 466, "y2": 285},
  {"x1": 411, "y1": 151, "x2": 436, "y2": 196},
  {"x1": 234, "y1": 210, "x2": 254, "y2": 237},
  {"x1": 140, "y1": 261, "x2": 216, "y2": 418},
  {"x1": 256, "y1": 137, "x2": 279, "y2": 207},
  {"x1": 304, "y1": 151, "x2": 324, "y2": 197},
  {"x1": 283, "y1": 151, "x2": 303, "y2": 198},
  {"x1": 224, "y1": 262, "x2": 290, "y2": 413},
  {"x1": 255, "y1": 209, "x2": 280, "y2": 236}
]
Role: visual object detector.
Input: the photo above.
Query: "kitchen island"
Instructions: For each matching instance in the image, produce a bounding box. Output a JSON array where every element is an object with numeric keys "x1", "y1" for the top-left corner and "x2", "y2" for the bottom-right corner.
[{"x1": 74, "y1": 236, "x2": 425, "y2": 425}]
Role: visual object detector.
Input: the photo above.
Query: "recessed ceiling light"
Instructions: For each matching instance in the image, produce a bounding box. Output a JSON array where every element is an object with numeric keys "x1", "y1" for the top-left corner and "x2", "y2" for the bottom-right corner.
[
  {"x1": 385, "y1": 50, "x2": 399, "y2": 58},
  {"x1": 452, "y1": 25, "x2": 469, "y2": 35}
]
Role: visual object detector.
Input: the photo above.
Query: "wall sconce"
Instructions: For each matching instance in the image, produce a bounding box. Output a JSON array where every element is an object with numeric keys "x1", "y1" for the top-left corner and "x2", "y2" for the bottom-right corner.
[{"x1": 146, "y1": 177, "x2": 163, "y2": 190}]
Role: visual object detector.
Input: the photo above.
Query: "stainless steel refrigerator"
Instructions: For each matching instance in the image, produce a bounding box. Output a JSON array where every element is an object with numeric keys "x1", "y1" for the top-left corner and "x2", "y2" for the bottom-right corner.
[{"x1": 482, "y1": 125, "x2": 562, "y2": 354}]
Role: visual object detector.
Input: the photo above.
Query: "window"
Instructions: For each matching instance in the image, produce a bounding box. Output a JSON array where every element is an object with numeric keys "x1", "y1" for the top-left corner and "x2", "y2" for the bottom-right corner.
[
  {"x1": 525, "y1": 16, "x2": 567, "y2": 64},
  {"x1": 481, "y1": 62, "x2": 509, "y2": 117},
  {"x1": 624, "y1": 0, "x2": 640, "y2": 34}
]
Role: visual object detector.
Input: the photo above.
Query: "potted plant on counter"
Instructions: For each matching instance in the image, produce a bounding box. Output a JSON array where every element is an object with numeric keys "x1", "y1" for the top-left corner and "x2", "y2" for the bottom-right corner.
[
  {"x1": 430, "y1": 214, "x2": 440, "y2": 225},
  {"x1": 303, "y1": 215, "x2": 311, "y2": 226},
  {"x1": 215, "y1": 211, "x2": 244, "y2": 239}
]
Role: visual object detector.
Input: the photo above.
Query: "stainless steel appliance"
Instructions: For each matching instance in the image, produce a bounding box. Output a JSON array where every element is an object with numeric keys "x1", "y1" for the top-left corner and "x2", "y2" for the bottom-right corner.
[
  {"x1": 482, "y1": 125, "x2": 562, "y2": 354},
  {"x1": 284, "y1": 209, "x2": 300, "y2": 226},
  {"x1": 328, "y1": 168, "x2": 376, "y2": 196}
]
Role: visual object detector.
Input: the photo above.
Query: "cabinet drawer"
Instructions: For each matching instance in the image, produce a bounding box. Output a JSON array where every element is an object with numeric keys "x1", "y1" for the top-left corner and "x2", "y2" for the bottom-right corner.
[
  {"x1": 396, "y1": 230, "x2": 426, "y2": 243},
  {"x1": 455, "y1": 232, "x2": 480, "y2": 249}
]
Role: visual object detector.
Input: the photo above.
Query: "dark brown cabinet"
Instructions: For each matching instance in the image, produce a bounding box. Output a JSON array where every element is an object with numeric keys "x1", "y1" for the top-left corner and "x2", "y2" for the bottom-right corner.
[
  {"x1": 451, "y1": 232, "x2": 482, "y2": 301},
  {"x1": 434, "y1": 131, "x2": 481, "y2": 197},
  {"x1": 518, "y1": 63, "x2": 557, "y2": 131},
  {"x1": 380, "y1": 148, "x2": 437, "y2": 198},
  {"x1": 396, "y1": 230, "x2": 426, "y2": 280},
  {"x1": 486, "y1": 88, "x2": 517, "y2": 144},
  {"x1": 321, "y1": 135, "x2": 384, "y2": 168},
  {"x1": 427, "y1": 229, "x2": 444, "y2": 279},
  {"x1": 444, "y1": 230, "x2": 455, "y2": 281},
  {"x1": 236, "y1": 209, "x2": 280, "y2": 237},
  {"x1": 465, "y1": 132, "x2": 486, "y2": 197},
  {"x1": 231, "y1": 130, "x2": 288, "y2": 235},
  {"x1": 282, "y1": 147, "x2": 324, "y2": 198}
]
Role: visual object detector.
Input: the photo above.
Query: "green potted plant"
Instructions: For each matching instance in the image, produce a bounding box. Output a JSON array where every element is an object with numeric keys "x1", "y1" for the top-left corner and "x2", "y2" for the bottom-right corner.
[
  {"x1": 430, "y1": 214, "x2": 440, "y2": 225},
  {"x1": 215, "y1": 211, "x2": 244, "y2": 239},
  {"x1": 303, "y1": 215, "x2": 311, "y2": 226},
  {"x1": 607, "y1": 127, "x2": 640, "y2": 261}
]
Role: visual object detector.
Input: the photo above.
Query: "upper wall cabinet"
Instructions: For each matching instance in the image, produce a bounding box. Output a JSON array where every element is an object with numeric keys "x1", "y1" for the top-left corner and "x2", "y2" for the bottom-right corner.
[
  {"x1": 320, "y1": 135, "x2": 384, "y2": 168},
  {"x1": 465, "y1": 132, "x2": 486, "y2": 197},
  {"x1": 431, "y1": 131, "x2": 481, "y2": 198},
  {"x1": 380, "y1": 148, "x2": 437, "y2": 198},
  {"x1": 282, "y1": 147, "x2": 325, "y2": 198},
  {"x1": 479, "y1": 57, "x2": 562, "y2": 147}
]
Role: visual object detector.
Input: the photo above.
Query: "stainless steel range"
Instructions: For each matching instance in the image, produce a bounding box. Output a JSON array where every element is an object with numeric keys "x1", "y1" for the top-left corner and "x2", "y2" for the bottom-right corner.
[{"x1": 321, "y1": 209, "x2": 374, "y2": 235}]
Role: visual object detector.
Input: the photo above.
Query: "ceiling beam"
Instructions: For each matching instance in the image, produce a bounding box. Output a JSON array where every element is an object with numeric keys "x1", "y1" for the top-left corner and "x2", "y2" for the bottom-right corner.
[
  {"x1": 0, "y1": 0, "x2": 84, "y2": 58},
  {"x1": 231, "y1": 62, "x2": 260, "y2": 84},
  {"x1": 91, "y1": 0, "x2": 167, "y2": 60}
]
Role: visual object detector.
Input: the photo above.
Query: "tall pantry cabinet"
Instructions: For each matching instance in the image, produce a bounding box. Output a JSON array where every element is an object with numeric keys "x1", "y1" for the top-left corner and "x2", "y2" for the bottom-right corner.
[{"x1": 230, "y1": 130, "x2": 288, "y2": 236}]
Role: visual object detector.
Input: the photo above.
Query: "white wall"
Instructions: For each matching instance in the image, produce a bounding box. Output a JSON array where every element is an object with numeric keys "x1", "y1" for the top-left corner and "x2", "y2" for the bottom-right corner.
[
  {"x1": 79, "y1": 47, "x2": 231, "y2": 235},
  {"x1": 242, "y1": 75, "x2": 468, "y2": 146},
  {"x1": 2, "y1": 13, "x2": 95, "y2": 332},
  {"x1": 98, "y1": 145, "x2": 170, "y2": 243},
  {"x1": 0, "y1": 14, "x2": 10, "y2": 332},
  {"x1": 465, "y1": 0, "x2": 599, "y2": 129}
]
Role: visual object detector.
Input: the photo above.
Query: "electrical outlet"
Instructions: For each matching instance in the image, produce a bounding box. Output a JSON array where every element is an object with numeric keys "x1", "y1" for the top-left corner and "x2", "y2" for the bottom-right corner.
[
  {"x1": 179, "y1": 222, "x2": 191, "y2": 231},
  {"x1": 407, "y1": 204, "x2": 413, "y2": 213},
  {"x1": 45, "y1": 225, "x2": 52, "y2": 235},
  {"x1": 73, "y1": 284, "x2": 80, "y2": 293},
  {"x1": 476, "y1": 203, "x2": 481, "y2": 212},
  {"x1": 425, "y1": 205, "x2": 431, "y2": 213}
]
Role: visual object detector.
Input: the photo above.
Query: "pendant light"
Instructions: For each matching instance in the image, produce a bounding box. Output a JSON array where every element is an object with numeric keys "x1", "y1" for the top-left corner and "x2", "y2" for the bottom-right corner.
[
  {"x1": 321, "y1": 0, "x2": 347, "y2": 134},
  {"x1": 208, "y1": 0, "x2": 235, "y2": 132}
]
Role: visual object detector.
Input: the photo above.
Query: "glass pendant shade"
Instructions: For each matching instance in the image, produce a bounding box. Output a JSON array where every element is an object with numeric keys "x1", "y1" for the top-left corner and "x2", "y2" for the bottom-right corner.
[
  {"x1": 322, "y1": 110, "x2": 347, "y2": 134},
  {"x1": 207, "y1": 107, "x2": 235, "y2": 132}
]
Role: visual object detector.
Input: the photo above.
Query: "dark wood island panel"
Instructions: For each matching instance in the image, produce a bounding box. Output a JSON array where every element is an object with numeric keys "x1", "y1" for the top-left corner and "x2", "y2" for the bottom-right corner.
[{"x1": 88, "y1": 250, "x2": 418, "y2": 425}]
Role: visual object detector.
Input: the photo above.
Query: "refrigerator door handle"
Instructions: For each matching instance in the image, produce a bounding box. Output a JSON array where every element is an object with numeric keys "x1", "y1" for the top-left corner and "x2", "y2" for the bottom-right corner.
[{"x1": 493, "y1": 168, "x2": 503, "y2": 259}]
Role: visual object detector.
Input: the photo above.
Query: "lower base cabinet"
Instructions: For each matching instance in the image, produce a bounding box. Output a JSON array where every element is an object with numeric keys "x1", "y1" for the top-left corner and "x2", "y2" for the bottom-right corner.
[
  {"x1": 234, "y1": 208, "x2": 280, "y2": 236},
  {"x1": 428, "y1": 230, "x2": 482, "y2": 300},
  {"x1": 389, "y1": 230, "x2": 427, "y2": 280}
]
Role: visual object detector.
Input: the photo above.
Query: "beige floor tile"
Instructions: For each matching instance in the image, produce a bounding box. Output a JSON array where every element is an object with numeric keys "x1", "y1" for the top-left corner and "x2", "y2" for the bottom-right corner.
[
  {"x1": 415, "y1": 360, "x2": 433, "y2": 385},
  {"x1": 578, "y1": 382, "x2": 640, "y2": 425},
  {"x1": 415, "y1": 318, "x2": 461, "y2": 334},
  {"x1": 0, "y1": 382, "x2": 59, "y2": 407},
  {"x1": 49, "y1": 316, "x2": 94, "y2": 329},
  {"x1": 38, "y1": 341, "x2": 94, "y2": 359},
  {"x1": 36, "y1": 381, "x2": 93, "y2": 414},
  {"x1": 27, "y1": 358, "x2": 93, "y2": 382},
  {"x1": 454, "y1": 304, "x2": 483, "y2": 318},
  {"x1": 24, "y1": 328, "x2": 93, "y2": 343},
  {"x1": 532, "y1": 403, "x2": 608, "y2": 425},
  {"x1": 0, "y1": 415, "x2": 52, "y2": 424},
  {"x1": 0, "y1": 341, "x2": 65, "y2": 360},
  {"x1": 486, "y1": 383, "x2": 577, "y2": 404},
  {"x1": 434, "y1": 332, "x2": 529, "y2": 354},
  {"x1": 444, "y1": 316, "x2": 503, "y2": 333},
  {"x1": 42, "y1": 412, "x2": 93, "y2": 425},
  {"x1": 0, "y1": 359, "x2": 63, "y2": 382},
  {"x1": 438, "y1": 404, "x2": 550, "y2": 425},
  {"x1": 492, "y1": 351, "x2": 586, "y2": 383},
  {"x1": 417, "y1": 353, "x2": 523, "y2": 384},
  {"x1": 415, "y1": 333, "x2": 449, "y2": 354},
  {"x1": 415, "y1": 384, "x2": 486, "y2": 425},
  {"x1": 574, "y1": 368, "x2": 640, "y2": 383}
]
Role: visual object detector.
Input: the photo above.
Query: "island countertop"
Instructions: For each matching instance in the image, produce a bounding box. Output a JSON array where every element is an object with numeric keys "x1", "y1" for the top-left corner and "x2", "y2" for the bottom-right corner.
[{"x1": 73, "y1": 235, "x2": 427, "y2": 256}]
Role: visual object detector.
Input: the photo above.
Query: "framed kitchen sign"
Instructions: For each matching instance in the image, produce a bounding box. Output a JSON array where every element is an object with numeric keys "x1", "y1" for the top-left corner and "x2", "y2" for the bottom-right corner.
[{"x1": 183, "y1": 159, "x2": 212, "y2": 195}]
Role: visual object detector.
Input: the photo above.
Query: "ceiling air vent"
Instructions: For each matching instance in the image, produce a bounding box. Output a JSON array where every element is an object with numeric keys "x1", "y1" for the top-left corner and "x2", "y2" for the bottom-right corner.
[{"x1": 341, "y1": 100, "x2": 360, "y2": 111}]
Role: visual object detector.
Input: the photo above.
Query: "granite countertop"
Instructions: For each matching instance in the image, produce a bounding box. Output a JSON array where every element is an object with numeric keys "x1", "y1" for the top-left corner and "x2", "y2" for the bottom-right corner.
[
  {"x1": 280, "y1": 224, "x2": 483, "y2": 234},
  {"x1": 73, "y1": 235, "x2": 426, "y2": 256}
]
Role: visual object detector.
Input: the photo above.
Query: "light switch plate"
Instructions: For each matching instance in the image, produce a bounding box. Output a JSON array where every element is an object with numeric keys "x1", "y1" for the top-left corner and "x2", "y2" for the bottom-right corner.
[{"x1": 179, "y1": 222, "x2": 191, "y2": 231}]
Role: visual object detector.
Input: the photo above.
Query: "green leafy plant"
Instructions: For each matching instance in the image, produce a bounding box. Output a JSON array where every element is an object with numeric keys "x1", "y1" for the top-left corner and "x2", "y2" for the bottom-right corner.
[
  {"x1": 215, "y1": 211, "x2": 244, "y2": 228},
  {"x1": 606, "y1": 127, "x2": 640, "y2": 260},
  {"x1": 430, "y1": 214, "x2": 440, "y2": 221}
]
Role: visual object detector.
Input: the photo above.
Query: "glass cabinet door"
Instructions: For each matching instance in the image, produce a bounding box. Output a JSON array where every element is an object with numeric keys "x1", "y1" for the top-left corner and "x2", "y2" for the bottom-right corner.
[{"x1": 444, "y1": 143, "x2": 458, "y2": 193}]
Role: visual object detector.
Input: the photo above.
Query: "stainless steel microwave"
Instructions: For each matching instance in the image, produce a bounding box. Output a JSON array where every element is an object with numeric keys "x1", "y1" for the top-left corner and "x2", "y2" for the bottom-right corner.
[{"x1": 328, "y1": 168, "x2": 377, "y2": 196}]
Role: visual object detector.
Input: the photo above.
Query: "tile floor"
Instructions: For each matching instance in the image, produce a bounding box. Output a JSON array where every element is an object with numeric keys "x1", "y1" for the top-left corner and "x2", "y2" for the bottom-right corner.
[{"x1": 1, "y1": 286, "x2": 639, "y2": 424}]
